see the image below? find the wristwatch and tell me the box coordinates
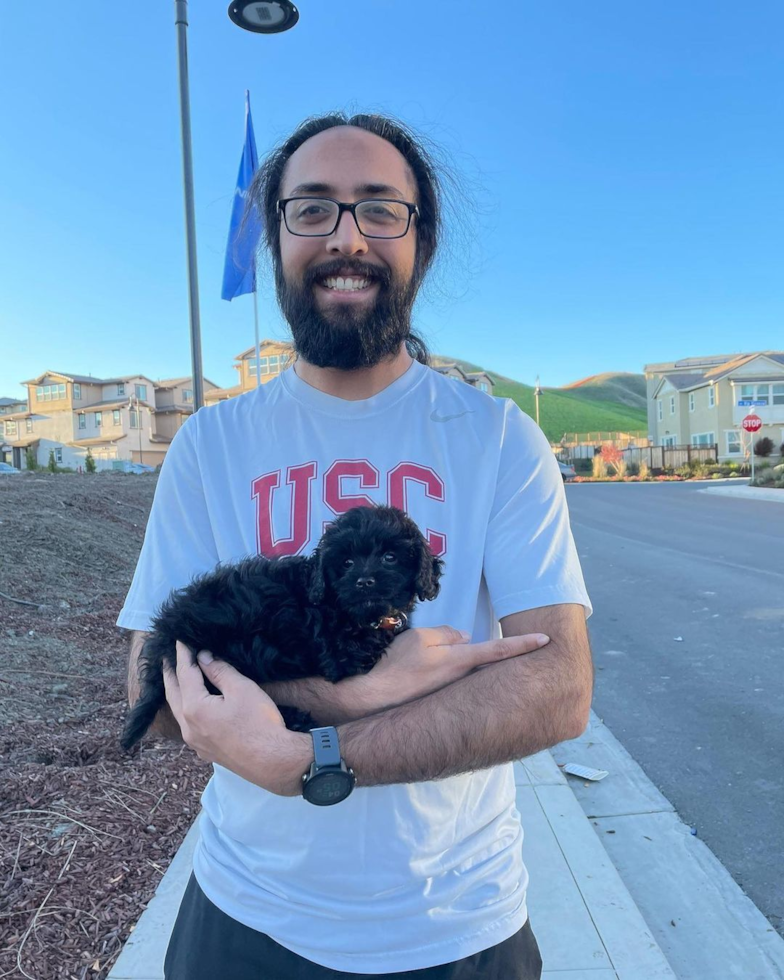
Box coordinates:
[302,727,355,806]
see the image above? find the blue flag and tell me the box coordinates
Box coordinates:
[221,91,262,301]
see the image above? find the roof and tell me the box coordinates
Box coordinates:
[21,371,117,386]
[0,436,40,448]
[153,406,194,415]
[659,372,708,392]
[75,399,135,411]
[234,341,293,360]
[0,397,26,407]
[645,351,784,377]
[205,384,244,398]
[69,435,128,447]
[432,364,469,379]
[154,377,220,389]
[1,411,33,420]
[465,372,495,386]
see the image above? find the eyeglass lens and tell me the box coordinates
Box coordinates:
[284,199,410,237]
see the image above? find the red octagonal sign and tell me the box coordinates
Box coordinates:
[742,414,763,432]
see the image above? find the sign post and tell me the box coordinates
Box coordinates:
[741,414,763,483]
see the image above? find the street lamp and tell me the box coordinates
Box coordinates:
[228,0,299,33]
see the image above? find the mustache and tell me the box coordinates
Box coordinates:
[304,261,391,288]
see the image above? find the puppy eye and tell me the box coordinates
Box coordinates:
[382,553,397,564]
[343,558,355,568]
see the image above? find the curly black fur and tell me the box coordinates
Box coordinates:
[121,506,443,750]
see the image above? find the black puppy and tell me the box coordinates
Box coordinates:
[121,505,443,750]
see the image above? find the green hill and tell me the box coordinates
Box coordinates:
[432,357,648,444]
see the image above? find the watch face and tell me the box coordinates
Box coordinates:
[305,769,353,805]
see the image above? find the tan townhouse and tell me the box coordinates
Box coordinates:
[0,371,218,471]
[205,340,295,404]
[644,351,784,461]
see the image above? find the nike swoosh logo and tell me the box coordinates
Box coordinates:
[430,410,475,423]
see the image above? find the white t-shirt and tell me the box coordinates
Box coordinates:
[117,359,592,974]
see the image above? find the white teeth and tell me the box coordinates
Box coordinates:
[323,276,371,291]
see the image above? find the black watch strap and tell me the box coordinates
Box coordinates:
[311,726,341,768]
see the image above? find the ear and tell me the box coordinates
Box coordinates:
[416,549,444,602]
[307,548,326,604]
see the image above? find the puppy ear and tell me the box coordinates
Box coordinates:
[416,549,444,602]
[307,548,326,604]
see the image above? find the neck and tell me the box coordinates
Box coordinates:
[293,344,414,401]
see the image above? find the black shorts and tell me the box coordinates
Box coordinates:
[164,874,543,980]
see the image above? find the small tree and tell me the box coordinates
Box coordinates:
[85,449,96,474]
[47,450,57,473]
[754,437,775,457]
[24,447,37,471]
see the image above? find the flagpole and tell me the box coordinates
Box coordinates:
[252,288,261,387]
[174,0,205,411]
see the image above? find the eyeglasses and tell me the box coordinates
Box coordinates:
[277,197,419,239]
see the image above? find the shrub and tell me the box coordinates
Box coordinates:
[752,469,777,487]
[592,455,608,479]
[24,447,38,471]
[627,461,640,477]
[754,437,775,457]
[47,450,57,473]
[85,449,96,474]
[639,460,650,481]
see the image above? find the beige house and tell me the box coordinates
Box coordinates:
[644,351,784,461]
[205,340,295,405]
[431,364,496,394]
[0,371,218,471]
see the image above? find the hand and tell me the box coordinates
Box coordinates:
[162,641,311,797]
[354,626,550,715]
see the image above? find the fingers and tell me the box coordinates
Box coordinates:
[467,632,550,668]
[418,625,472,647]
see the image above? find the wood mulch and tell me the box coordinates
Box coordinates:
[0,472,210,980]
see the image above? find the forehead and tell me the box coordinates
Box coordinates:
[281,126,416,201]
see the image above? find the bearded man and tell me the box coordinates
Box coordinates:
[120,112,593,980]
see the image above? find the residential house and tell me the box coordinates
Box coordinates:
[205,340,294,405]
[644,351,784,460]
[1,371,218,471]
[431,364,496,393]
[0,396,27,417]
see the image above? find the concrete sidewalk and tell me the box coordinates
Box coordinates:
[108,714,784,979]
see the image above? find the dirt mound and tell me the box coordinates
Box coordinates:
[0,472,209,980]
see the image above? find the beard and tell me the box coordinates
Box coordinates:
[275,258,418,371]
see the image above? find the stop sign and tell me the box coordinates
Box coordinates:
[742,414,763,432]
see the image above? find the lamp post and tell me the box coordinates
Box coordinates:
[534,375,542,427]
[174,0,205,412]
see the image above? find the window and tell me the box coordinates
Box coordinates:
[130,409,140,428]
[280,354,290,367]
[269,355,280,372]
[689,393,695,412]
[691,432,714,446]
[773,384,784,406]
[661,435,677,447]
[670,396,675,415]
[112,409,121,425]
[709,386,715,408]
[73,383,81,400]
[117,383,125,396]
[478,382,489,393]
[756,384,770,406]
[5,420,17,437]
[26,418,33,433]
[657,400,663,421]
[94,412,102,428]
[183,389,193,403]
[55,449,63,464]
[259,357,269,376]
[135,384,147,401]
[36,383,66,401]
[78,414,86,430]
[726,431,742,455]
[739,382,772,404]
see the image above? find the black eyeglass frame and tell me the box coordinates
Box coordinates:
[277,197,420,239]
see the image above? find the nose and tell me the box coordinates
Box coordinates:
[356,576,376,589]
[327,209,369,257]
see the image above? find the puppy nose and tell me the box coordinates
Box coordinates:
[356,576,376,589]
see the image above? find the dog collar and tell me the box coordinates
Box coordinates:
[370,612,408,633]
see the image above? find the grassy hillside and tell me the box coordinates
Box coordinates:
[561,372,647,410]
[432,356,648,444]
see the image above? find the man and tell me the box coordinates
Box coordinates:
[118,112,593,980]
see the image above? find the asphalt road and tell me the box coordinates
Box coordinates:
[564,480,784,936]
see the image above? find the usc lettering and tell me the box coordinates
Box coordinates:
[252,460,446,557]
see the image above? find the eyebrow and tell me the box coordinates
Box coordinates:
[287,182,409,199]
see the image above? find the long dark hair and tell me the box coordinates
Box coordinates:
[246,112,445,365]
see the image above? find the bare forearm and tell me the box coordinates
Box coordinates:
[127,630,184,741]
[263,676,371,726]
[337,641,592,787]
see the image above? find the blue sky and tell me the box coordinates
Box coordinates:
[2,1,783,399]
